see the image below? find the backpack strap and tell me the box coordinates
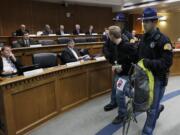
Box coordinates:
[138,59,155,107]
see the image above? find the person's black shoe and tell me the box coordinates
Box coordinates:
[157,105,165,119]
[104,103,117,111]
[112,115,125,125]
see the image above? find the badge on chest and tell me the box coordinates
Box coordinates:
[150,42,155,48]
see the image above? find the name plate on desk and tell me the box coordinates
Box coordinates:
[66,61,81,67]
[95,56,106,61]
[92,33,98,35]
[78,33,86,36]
[30,44,42,48]
[37,31,43,36]
[48,34,57,36]
[23,69,44,77]
[29,34,37,37]
[63,34,71,36]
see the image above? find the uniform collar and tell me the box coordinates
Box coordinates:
[144,28,160,40]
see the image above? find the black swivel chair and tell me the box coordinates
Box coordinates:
[32,53,58,68]
[38,40,56,45]
[57,38,70,44]
[86,37,97,42]
[0,43,4,48]
[74,38,87,43]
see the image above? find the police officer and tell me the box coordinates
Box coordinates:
[113,13,133,42]
[138,8,173,135]
[103,13,133,111]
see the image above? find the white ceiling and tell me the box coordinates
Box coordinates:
[121,0,180,13]
[33,0,180,13]
[33,0,123,7]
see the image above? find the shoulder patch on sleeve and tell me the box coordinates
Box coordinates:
[164,43,172,51]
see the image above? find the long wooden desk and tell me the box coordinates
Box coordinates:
[0,49,180,135]
[170,49,180,76]
[11,44,180,75]
[0,35,103,46]
[12,42,104,66]
[0,60,112,135]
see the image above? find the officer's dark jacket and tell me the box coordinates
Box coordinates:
[138,28,173,85]
[122,29,133,42]
[103,35,130,64]
[103,38,137,76]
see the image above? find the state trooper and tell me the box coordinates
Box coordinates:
[137,7,173,135]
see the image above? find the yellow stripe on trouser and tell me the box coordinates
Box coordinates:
[137,59,155,107]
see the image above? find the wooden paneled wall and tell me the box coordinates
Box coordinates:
[0,0,113,36]
[129,14,143,34]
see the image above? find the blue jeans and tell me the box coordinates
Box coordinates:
[110,73,119,105]
[115,75,131,117]
[142,78,166,135]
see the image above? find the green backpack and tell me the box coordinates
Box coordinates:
[123,59,155,135]
[133,59,155,112]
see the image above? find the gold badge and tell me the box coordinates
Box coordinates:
[164,43,172,51]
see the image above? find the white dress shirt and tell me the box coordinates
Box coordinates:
[24,39,30,46]
[60,31,65,35]
[2,56,17,73]
[68,47,79,60]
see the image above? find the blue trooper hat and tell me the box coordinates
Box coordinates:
[138,7,162,21]
[113,13,127,22]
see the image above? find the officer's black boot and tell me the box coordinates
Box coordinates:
[157,105,165,119]
[104,103,117,111]
[112,115,125,124]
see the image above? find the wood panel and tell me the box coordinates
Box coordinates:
[89,66,112,98]
[0,0,113,36]
[58,70,88,111]
[13,80,57,133]
[131,14,143,34]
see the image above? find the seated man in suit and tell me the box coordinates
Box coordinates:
[86,25,95,35]
[56,25,66,35]
[42,24,53,35]
[61,39,81,64]
[0,46,21,77]
[15,24,29,36]
[102,28,109,41]
[61,40,91,64]
[14,33,38,48]
[73,24,83,35]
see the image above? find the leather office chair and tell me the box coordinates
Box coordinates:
[57,38,70,44]
[86,37,97,42]
[32,53,58,68]
[38,40,56,45]
[0,42,4,48]
[74,38,87,43]
[12,40,21,48]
